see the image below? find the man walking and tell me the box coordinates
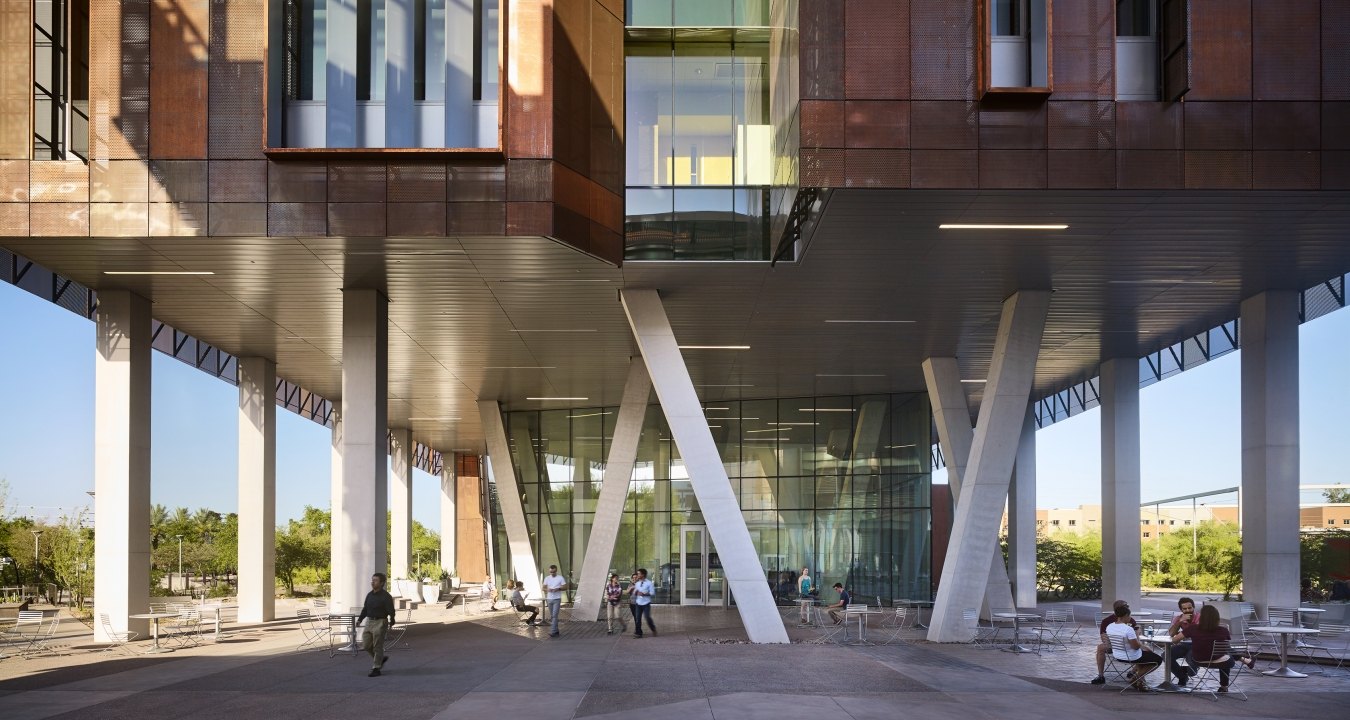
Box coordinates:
[358,572,396,677]
[630,568,657,638]
[543,565,568,637]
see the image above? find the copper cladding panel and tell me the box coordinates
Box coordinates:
[0,202,28,235]
[844,148,908,188]
[31,202,89,235]
[1117,149,1182,188]
[1183,102,1253,150]
[507,0,553,158]
[1253,151,1320,190]
[846,101,910,148]
[1187,0,1252,100]
[800,148,844,187]
[800,0,844,100]
[910,101,978,148]
[1184,150,1252,189]
[1323,103,1350,150]
[552,0,590,174]
[507,158,553,201]
[588,0,623,196]
[1253,103,1320,150]
[1324,151,1350,189]
[0,0,31,159]
[327,163,387,203]
[844,0,909,100]
[387,202,448,236]
[267,201,327,235]
[448,163,506,202]
[266,161,327,202]
[208,0,265,159]
[150,0,209,158]
[978,104,1048,149]
[800,101,845,148]
[90,0,151,160]
[0,158,27,201]
[979,149,1047,188]
[909,0,977,100]
[910,149,977,188]
[1115,102,1183,150]
[1047,102,1115,150]
[1048,149,1115,188]
[1252,0,1319,101]
[1325,2,1350,100]
[1050,0,1113,100]
[388,163,449,202]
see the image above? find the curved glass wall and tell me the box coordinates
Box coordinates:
[492,393,932,606]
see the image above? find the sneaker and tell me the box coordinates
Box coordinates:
[1176,676,1187,687]
[1217,686,1228,694]
[606,630,613,635]
[549,632,560,637]
[380,654,389,669]
[650,628,657,636]
[368,669,381,677]
[633,633,643,638]
[1089,676,1106,685]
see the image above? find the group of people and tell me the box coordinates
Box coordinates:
[1092,597,1256,693]
[509,566,659,639]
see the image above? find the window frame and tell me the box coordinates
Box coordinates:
[979,0,1053,97]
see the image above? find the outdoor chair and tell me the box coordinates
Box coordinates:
[384,606,414,649]
[1188,639,1251,701]
[1267,606,1297,626]
[328,614,358,657]
[1034,608,1075,650]
[962,608,998,646]
[98,613,139,656]
[168,608,202,648]
[8,611,45,656]
[296,608,329,651]
[1106,634,1159,694]
[989,607,1018,644]
[21,616,63,658]
[1294,622,1347,673]
[878,606,916,645]
[808,607,847,644]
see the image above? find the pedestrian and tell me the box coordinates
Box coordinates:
[543,564,568,637]
[357,572,396,677]
[630,568,657,638]
[797,567,814,623]
[605,573,628,634]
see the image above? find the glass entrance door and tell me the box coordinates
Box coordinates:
[679,525,725,605]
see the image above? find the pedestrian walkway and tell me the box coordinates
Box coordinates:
[2,602,1346,720]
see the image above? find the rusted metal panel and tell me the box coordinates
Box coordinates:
[0,201,28,235]
[148,201,206,234]
[910,101,977,148]
[327,201,386,235]
[91,160,150,202]
[1323,150,1350,188]
[0,158,28,201]
[387,162,449,202]
[327,162,387,202]
[208,0,266,158]
[0,0,31,158]
[1252,0,1319,101]
[266,201,327,235]
[1325,1,1350,100]
[206,201,265,234]
[800,148,844,187]
[1050,0,1113,100]
[1183,102,1252,149]
[208,159,267,201]
[448,163,507,201]
[446,201,505,234]
[1048,149,1115,188]
[90,0,151,160]
[90,201,150,235]
[1187,0,1251,100]
[1047,101,1114,150]
[506,0,553,158]
[149,159,208,201]
[506,158,553,201]
[800,101,845,148]
[846,100,909,148]
[588,0,623,196]
[150,0,209,158]
[31,202,89,235]
[506,200,552,235]
[30,160,89,201]
[978,104,1048,149]
[1117,149,1182,188]
[1253,150,1319,189]
[386,202,448,236]
[800,0,844,100]
[552,0,590,174]
[910,149,977,188]
[845,0,908,99]
[844,148,908,188]
[909,0,977,100]
[1322,103,1350,149]
[1254,102,1320,150]
[979,149,1047,188]
[1115,102,1183,150]
[1184,150,1252,189]
[266,161,327,202]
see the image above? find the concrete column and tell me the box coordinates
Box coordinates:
[478,401,542,598]
[928,291,1049,643]
[922,357,1015,616]
[333,289,388,611]
[385,0,415,146]
[390,427,413,583]
[445,0,475,146]
[1009,404,1037,609]
[1240,291,1301,614]
[330,403,344,600]
[92,291,152,642]
[1100,357,1141,612]
[572,358,651,622]
[440,459,456,577]
[327,0,359,146]
[621,288,789,643]
[237,357,277,623]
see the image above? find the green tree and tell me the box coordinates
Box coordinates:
[275,506,331,595]
[1323,487,1350,504]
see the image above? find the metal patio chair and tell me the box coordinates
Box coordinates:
[98,613,139,656]
[296,608,329,651]
[1294,622,1347,673]
[962,608,998,646]
[328,614,358,657]
[808,607,847,644]
[1188,639,1252,701]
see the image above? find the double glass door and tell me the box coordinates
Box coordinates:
[679,525,725,606]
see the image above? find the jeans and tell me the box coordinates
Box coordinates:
[631,603,655,635]
[547,598,561,634]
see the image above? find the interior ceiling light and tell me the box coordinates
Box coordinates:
[103,270,214,275]
[938,223,1069,230]
[567,411,612,419]
[961,379,987,384]
[483,366,556,369]
[815,373,885,377]
[526,397,589,401]
[696,383,754,387]
[746,428,789,433]
[512,329,597,333]
[798,408,855,412]
[703,407,731,411]
[343,250,465,256]
[679,345,750,350]
[769,422,818,426]
[1107,279,1220,285]
[407,417,460,421]
[824,319,915,324]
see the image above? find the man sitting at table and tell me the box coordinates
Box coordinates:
[1166,597,1199,685]
[1090,600,1136,684]
[1106,605,1163,692]
[826,583,851,624]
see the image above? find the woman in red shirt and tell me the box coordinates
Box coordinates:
[1175,605,1256,691]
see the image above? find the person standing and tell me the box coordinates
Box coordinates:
[604,573,627,635]
[357,572,396,677]
[543,565,568,637]
[797,567,814,623]
[630,568,657,638]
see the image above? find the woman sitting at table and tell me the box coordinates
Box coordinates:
[1174,605,1256,693]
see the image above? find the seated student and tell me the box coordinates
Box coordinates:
[1177,605,1256,693]
[825,583,851,625]
[1166,597,1199,685]
[1106,605,1163,692]
[510,581,539,625]
[1090,600,1137,684]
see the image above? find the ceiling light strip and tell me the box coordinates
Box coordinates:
[938,224,1069,230]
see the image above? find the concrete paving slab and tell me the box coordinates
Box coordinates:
[578,697,715,720]
[429,690,586,720]
[831,692,1000,720]
[575,691,712,718]
[708,691,844,720]
[0,690,135,720]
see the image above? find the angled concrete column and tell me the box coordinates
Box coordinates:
[1100,357,1141,611]
[333,289,389,611]
[327,0,358,146]
[93,290,152,642]
[237,357,277,623]
[922,358,1014,616]
[572,358,651,622]
[384,0,415,147]
[1009,405,1038,609]
[1240,291,1300,614]
[390,427,413,583]
[479,401,542,598]
[621,288,789,643]
[928,291,1049,642]
[440,459,456,576]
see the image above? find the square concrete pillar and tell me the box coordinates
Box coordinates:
[1240,291,1301,613]
[440,461,456,578]
[237,357,277,623]
[93,290,152,642]
[1009,404,1037,609]
[390,427,413,583]
[1100,357,1141,611]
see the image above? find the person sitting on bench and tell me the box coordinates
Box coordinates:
[511,581,539,625]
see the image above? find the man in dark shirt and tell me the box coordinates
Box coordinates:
[826,583,852,624]
[358,572,396,677]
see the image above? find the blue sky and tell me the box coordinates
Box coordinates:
[2,280,1347,528]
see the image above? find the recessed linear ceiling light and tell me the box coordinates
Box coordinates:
[408,417,460,421]
[798,408,855,412]
[496,278,616,283]
[746,428,790,433]
[103,270,214,275]
[343,250,466,256]
[703,407,731,411]
[938,223,1069,230]
[526,397,589,401]
[769,422,819,426]
[1106,279,1220,285]
[679,345,751,350]
[512,329,598,333]
[815,373,885,378]
[961,379,987,384]
[483,366,557,370]
[697,383,754,387]
[887,444,917,449]
[567,411,612,419]
[824,319,915,324]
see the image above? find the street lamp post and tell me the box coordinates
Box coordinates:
[30,530,43,583]
[175,535,184,594]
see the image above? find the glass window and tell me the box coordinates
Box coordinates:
[992,0,1025,37]
[1116,0,1155,37]
[1144,532,1151,538]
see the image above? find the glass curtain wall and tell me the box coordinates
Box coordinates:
[492,393,932,605]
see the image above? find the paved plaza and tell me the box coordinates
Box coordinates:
[3,599,1348,720]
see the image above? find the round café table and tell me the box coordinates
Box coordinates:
[1249,626,1319,678]
[128,611,182,654]
[1142,634,1188,692]
[993,611,1041,653]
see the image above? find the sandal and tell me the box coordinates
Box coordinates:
[1241,657,1256,670]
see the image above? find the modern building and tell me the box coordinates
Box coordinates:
[1,0,1348,643]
